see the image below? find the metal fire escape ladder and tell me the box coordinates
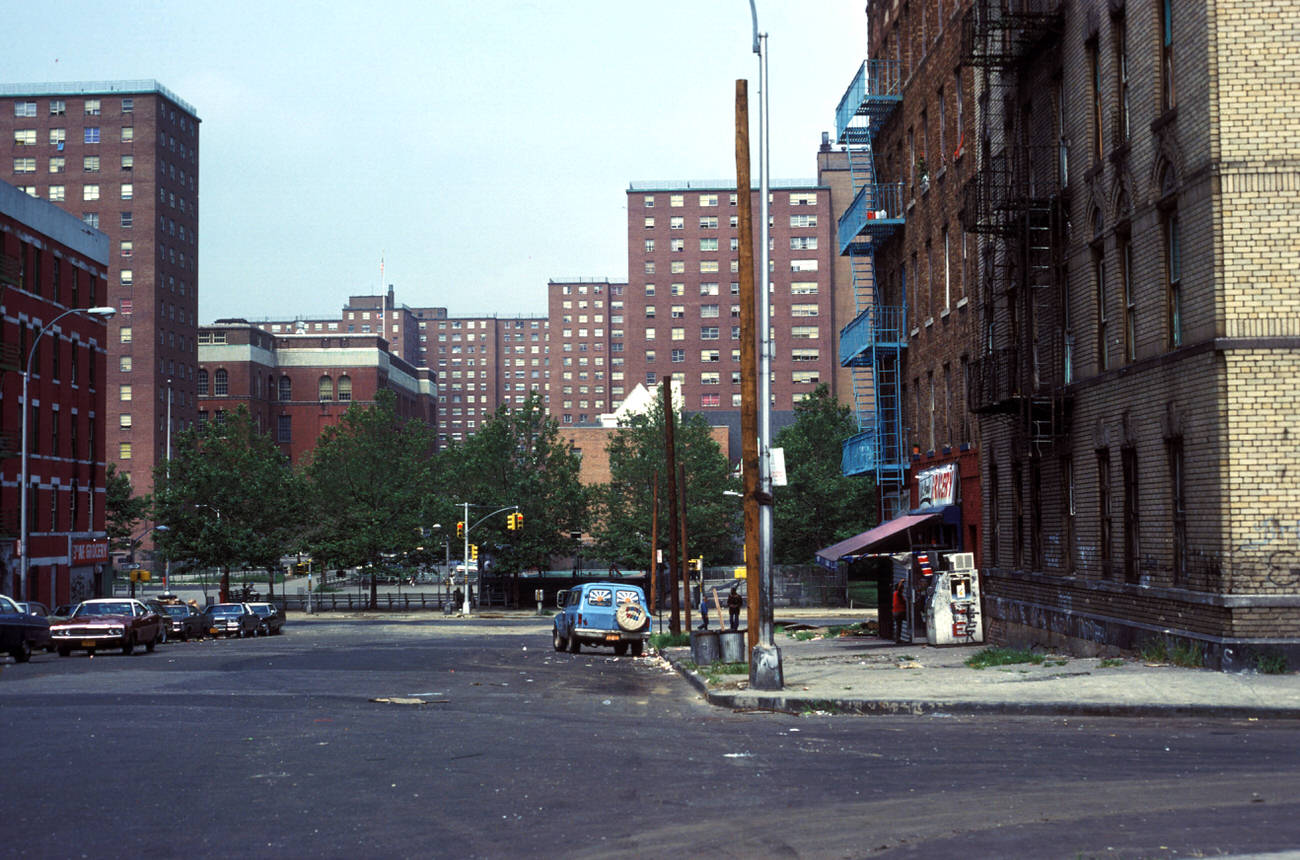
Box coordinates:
[834,59,908,513]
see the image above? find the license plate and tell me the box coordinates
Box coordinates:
[604,633,620,642]
[209,627,219,634]
[81,640,97,647]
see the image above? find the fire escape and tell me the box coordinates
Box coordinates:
[961,0,1070,457]
[834,59,909,514]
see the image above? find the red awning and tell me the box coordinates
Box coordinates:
[815,513,938,567]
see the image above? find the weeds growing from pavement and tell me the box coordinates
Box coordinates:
[1256,653,1289,674]
[650,632,690,649]
[1098,657,1126,668]
[1139,637,1204,668]
[964,647,1047,669]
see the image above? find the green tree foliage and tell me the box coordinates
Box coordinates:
[441,392,587,574]
[772,385,875,564]
[303,391,436,586]
[152,407,303,586]
[593,399,739,570]
[105,463,150,556]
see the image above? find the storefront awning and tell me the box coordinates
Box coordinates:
[814,512,939,569]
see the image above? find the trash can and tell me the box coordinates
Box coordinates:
[689,629,720,665]
[718,630,746,664]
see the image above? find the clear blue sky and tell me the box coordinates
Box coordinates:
[9,1,869,322]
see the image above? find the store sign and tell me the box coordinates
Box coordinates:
[917,463,957,508]
[71,540,109,564]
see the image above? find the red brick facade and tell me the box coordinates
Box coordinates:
[1,180,112,603]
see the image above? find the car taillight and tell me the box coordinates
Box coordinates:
[578,613,585,626]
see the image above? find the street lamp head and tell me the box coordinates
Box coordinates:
[85,306,117,318]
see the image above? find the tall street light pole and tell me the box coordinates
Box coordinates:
[18,306,116,601]
[749,0,783,689]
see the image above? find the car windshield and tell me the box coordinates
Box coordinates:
[163,606,188,617]
[249,605,273,616]
[208,605,242,615]
[76,602,133,616]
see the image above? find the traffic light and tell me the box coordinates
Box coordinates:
[470,543,479,561]
[515,512,523,531]
[456,521,465,539]
[506,513,515,531]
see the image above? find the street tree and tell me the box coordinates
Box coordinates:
[105,463,150,558]
[593,399,739,572]
[152,407,303,600]
[441,392,587,600]
[303,390,437,607]
[772,384,876,564]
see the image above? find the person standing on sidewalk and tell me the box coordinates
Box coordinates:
[698,587,710,630]
[727,586,742,631]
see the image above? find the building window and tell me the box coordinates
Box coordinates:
[13,101,36,117]
[671,349,685,362]
[13,157,35,173]
[1168,436,1186,584]
[1122,445,1139,582]
[700,326,719,340]
[1159,0,1175,112]
[83,185,100,201]
[84,98,101,115]
[1089,38,1103,162]
[120,384,132,402]
[1120,234,1136,362]
[277,414,292,444]
[84,127,100,144]
[1164,208,1182,348]
[1115,13,1130,144]
[1098,449,1113,579]
[119,326,132,343]
[790,304,818,317]
[12,129,36,146]
[197,368,209,395]
[84,155,100,172]
[279,376,292,401]
[214,368,229,396]
[318,376,334,400]
[119,442,132,460]
[700,393,720,407]
[670,216,684,229]
[791,325,819,339]
[1094,245,1109,371]
[338,375,352,401]
[120,183,133,200]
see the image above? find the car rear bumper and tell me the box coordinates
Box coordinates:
[573,627,649,642]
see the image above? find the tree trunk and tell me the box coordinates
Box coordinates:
[369,572,378,610]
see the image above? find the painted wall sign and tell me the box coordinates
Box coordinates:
[916,463,957,508]
[71,539,109,564]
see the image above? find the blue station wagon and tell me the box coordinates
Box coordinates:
[552,582,650,657]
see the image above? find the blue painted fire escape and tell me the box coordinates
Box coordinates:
[835,59,908,511]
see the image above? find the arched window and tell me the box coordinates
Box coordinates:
[318,375,333,401]
[197,368,208,396]
[214,368,228,396]
[338,375,352,402]
[278,375,292,401]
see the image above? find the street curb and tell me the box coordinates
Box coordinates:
[660,654,1300,720]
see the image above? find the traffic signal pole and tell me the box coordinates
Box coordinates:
[459,502,520,615]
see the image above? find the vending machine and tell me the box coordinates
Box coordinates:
[925,552,984,646]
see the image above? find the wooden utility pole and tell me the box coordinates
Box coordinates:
[661,377,682,634]
[735,79,762,653]
[649,472,659,615]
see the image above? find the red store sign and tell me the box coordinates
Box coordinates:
[71,540,109,565]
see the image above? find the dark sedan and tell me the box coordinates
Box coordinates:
[1,594,51,662]
[247,602,286,636]
[202,603,259,638]
[156,602,206,641]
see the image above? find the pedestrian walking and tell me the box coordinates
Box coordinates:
[727,586,742,631]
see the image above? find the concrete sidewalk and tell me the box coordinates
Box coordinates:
[663,608,1300,719]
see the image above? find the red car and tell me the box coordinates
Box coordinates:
[50,598,166,656]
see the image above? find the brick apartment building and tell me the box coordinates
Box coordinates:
[1,180,113,603]
[257,290,548,447]
[196,320,436,465]
[839,0,1300,667]
[0,80,201,498]
[622,180,839,452]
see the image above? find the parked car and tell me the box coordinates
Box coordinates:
[247,602,285,636]
[156,602,206,641]
[552,582,650,656]
[50,604,79,622]
[0,594,51,662]
[202,603,259,638]
[17,602,56,652]
[49,598,165,656]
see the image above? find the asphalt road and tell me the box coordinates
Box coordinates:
[3,616,1299,859]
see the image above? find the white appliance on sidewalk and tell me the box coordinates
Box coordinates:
[926,552,984,645]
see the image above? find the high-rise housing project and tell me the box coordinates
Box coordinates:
[0,81,200,498]
[833,0,1300,667]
